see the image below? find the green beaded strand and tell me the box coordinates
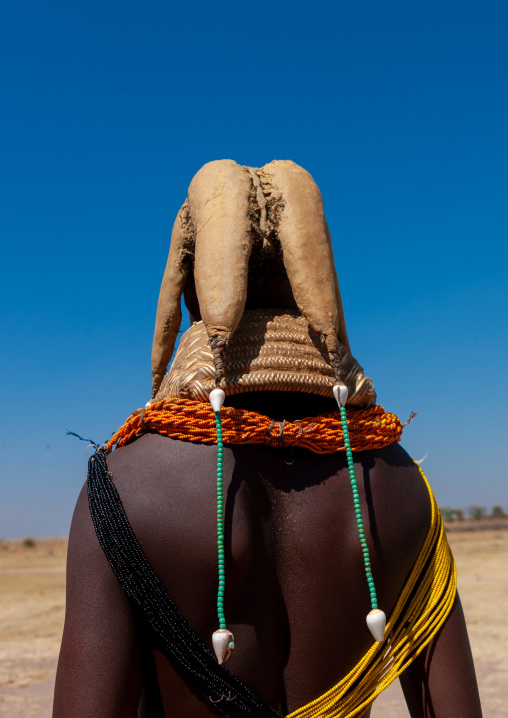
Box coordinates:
[339,405,378,611]
[213,408,235,650]
[214,410,227,630]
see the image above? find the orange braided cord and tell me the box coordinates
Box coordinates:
[106,399,402,454]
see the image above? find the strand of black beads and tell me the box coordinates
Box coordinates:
[87,449,283,717]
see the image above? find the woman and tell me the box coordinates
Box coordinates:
[54,160,482,717]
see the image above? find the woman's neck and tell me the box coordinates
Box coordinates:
[226,391,337,422]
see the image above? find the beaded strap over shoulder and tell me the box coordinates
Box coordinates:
[87,449,284,718]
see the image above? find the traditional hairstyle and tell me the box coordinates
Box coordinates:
[150,159,375,407]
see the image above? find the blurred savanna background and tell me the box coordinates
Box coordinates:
[1,0,507,715]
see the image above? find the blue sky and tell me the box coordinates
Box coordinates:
[1,0,507,537]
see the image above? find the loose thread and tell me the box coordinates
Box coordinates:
[66,429,100,448]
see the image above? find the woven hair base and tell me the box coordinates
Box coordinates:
[153,309,376,408]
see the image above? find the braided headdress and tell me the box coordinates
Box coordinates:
[150,159,375,407]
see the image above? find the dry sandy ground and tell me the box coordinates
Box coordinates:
[0,539,66,717]
[0,528,506,717]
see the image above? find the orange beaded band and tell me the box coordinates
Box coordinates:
[106,398,403,454]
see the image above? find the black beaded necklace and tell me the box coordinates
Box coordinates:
[87,448,284,717]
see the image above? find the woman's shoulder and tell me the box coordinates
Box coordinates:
[363,442,432,539]
[359,443,433,601]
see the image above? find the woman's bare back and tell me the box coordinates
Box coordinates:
[56,425,440,717]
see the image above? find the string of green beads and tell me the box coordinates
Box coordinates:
[214,410,227,630]
[339,405,378,611]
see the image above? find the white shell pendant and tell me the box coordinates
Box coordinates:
[209,388,226,412]
[366,609,386,642]
[212,628,235,664]
[332,383,348,408]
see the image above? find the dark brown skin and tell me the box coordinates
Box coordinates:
[53,392,482,718]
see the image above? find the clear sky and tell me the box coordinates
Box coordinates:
[1,0,507,537]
